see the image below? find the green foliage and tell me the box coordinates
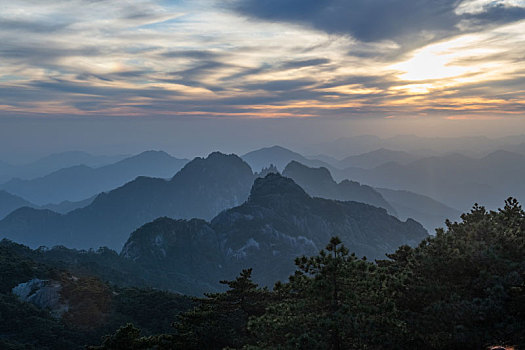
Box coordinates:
[166,199,524,349]
[0,240,52,293]
[3,198,525,349]
[381,197,525,349]
[111,287,193,335]
[172,268,271,349]
[0,293,82,349]
[86,323,169,350]
[0,242,193,349]
[248,237,404,350]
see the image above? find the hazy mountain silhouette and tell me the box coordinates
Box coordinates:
[0,191,97,221]
[334,150,525,210]
[0,151,127,182]
[311,134,525,159]
[0,151,188,204]
[376,187,461,232]
[0,191,33,220]
[40,196,97,214]
[121,173,428,293]
[282,161,396,215]
[305,154,341,167]
[0,152,254,249]
[242,145,332,172]
[280,160,460,232]
[336,148,420,169]
[505,141,525,155]
[0,160,15,183]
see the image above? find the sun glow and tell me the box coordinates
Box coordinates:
[389,35,498,82]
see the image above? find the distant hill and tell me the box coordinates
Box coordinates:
[0,191,33,220]
[0,160,15,183]
[0,151,127,182]
[0,152,255,249]
[281,160,460,232]
[376,187,461,233]
[505,141,525,155]
[242,145,332,172]
[0,191,95,222]
[40,196,97,214]
[310,134,520,159]
[0,151,188,204]
[336,148,420,169]
[305,154,341,167]
[121,173,428,292]
[282,161,397,215]
[333,150,525,211]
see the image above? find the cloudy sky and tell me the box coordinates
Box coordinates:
[1,0,525,158]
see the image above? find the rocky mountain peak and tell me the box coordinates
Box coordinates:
[172,151,253,182]
[248,173,309,204]
[283,161,334,185]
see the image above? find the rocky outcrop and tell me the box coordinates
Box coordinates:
[12,278,67,316]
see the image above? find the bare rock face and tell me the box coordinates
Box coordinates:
[12,278,67,316]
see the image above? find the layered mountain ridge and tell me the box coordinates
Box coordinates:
[0,152,255,249]
[121,173,428,293]
[282,160,396,215]
[1,150,188,204]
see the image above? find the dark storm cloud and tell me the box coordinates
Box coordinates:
[233,0,525,47]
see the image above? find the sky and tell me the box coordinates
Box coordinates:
[1,0,525,158]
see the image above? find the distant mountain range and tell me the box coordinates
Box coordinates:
[40,196,97,214]
[242,145,332,172]
[281,160,459,232]
[0,148,467,246]
[0,190,96,220]
[0,152,254,249]
[282,161,397,215]
[376,188,461,232]
[0,170,428,295]
[0,151,188,204]
[0,151,128,183]
[121,173,428,293]
[307,134,525,159]
[334,150,525,211]
[240,144,525,212]
[0,191,33,220]
[335,148,421,169]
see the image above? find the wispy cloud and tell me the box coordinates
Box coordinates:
[0,0,523,120]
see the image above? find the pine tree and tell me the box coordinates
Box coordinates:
[248,237,404,349]
[172,269,270,349]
